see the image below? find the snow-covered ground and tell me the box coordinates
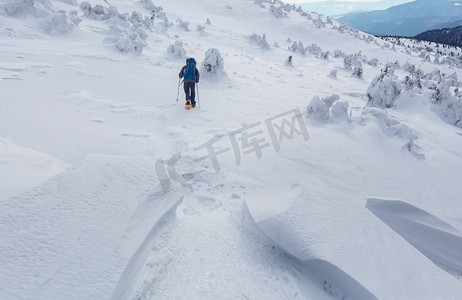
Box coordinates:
[1,0,462,299]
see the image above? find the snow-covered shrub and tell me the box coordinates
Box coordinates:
[162,17,173,28]
[139,0,165,18]
[270,5,288,18]
[68,10,81,25]
[319,51,329,60]
[44,10,79,33]
[431,88,462,128]
[55,0,77,5]
[343,55,353,71]
[403,61,415,73]
[344,54,362,71]
[306,43,322,57]
[196,24,206,35]
[254,0,265,8]
[201,48,227,79]
[2,0,80,34]
[425,69,441,81]
[128,11,153,29]
[115,32,146,54]
[445,72,459,87]
[321,94,339,108]
[430,80,452,104]
[331,101,351,123]
[402,75,422,91]
[289,41,305,55]
[313,17,325,28]
[368,58,379,67]
[352,67,363,79]
[333,50,344,58]
[2,0,51,17]
[80,2,110,20]
[366,67,402,108]
[135,27,147,40]
[176,18,190,31]
[167,40,186,59]
[344,59,353,72]
[307,96,330,122]
[83,4,151,54]
[328,69,337,79]
[139,1,167,24]
[248,33,270,50]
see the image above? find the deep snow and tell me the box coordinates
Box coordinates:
[1,0,462,299]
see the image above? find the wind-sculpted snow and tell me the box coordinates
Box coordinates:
[0,154,183,299]
[0,138,69,201]
[244,185,462,299]
[241,97,462,298]
[367,198,462,279]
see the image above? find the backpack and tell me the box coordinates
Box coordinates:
[183,58,197,81]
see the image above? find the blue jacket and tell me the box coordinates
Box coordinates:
[179,66,200,83]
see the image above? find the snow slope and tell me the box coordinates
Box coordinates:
[1,0,462,299]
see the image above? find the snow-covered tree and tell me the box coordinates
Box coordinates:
[333,50,344,58]
[196,25,206,35]
[366,67,402,108]
[80,2,110,20]
[321,94,340,108]
[167,40,186,59]
[176,18,190,31]
[352,67,363,79]
[248,33,270,50]
[307,96,330,122]
[331,101,351,123]
[328,69,337,79]
[289,41,305,55]
[44,11,80,34]
[368,58,379,67]
[201,48,227,80]
[344,55,361,71]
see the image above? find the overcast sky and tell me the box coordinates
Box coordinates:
[285,0,415,16]
[286,0,411,3]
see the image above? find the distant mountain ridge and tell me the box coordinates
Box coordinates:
[415,26,462,47]
[298,0,412,17]
[338,0,462,37]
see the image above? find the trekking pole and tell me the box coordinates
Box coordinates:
[176,78,181,102]
[197,83,200,108]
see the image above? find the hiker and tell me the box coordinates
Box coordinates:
[179,58,200,107]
